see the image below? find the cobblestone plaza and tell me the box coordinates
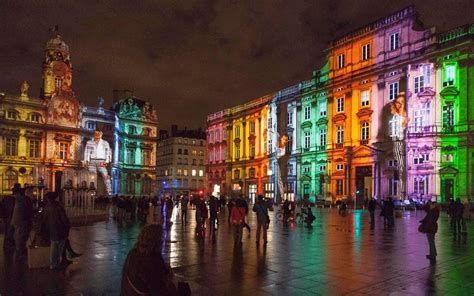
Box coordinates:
[1,208,473,295]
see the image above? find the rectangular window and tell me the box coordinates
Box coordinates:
[234,170,240,179]
[304,105,311,120]
[5,137,18,156]
[6,110,17,120]
[361,122,369,141]
[142,150,151,166]
[192,169,197,176]
[209,132,214,143]
[28,139,41,158]
[250,143,255,157]
[442,103,454,130]
[215,131,220,142]
[209,151,213,163]
[336,126,344,144]
[389,32,400,51]
[199,169,204,177]
[222,129,226,140]
[336,97,344,113]
[361,90,370,107]
[59,142,69,160]
[249,168,256,178]
[30,113,40,122]
[444,65,455,86]
[235,145,240,159]
[287,164,293,176]
[361,43,371,61]
[414,176,427,195]
[414,76,424,94]
[250,121,256,134]
[389,178,398,196]
[414,153,429,165]
[303,166,310,174]
[320,129,327,147]
[389,82,399,101]
[268,138,273,154]
[268,116,272,129]
[215,149,220,161]
[177,169,182,176]
[319,103,327,117]
[319,165,326,172]
[235,126,240,138]
[388,159,398,167]
[336,180,343,195]
[389,115,401,137]
[442,154,454,162]
[287,111,293,125]
[336,164,344,171]
[337,53,345,69]
[304,131,311,149]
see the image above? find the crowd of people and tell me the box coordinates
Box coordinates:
[0,183,81,270]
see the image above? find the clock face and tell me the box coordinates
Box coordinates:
[52,61,67,77]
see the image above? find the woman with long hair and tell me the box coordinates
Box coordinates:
[121,224,178,295]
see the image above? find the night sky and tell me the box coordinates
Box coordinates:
[0,0,472,129]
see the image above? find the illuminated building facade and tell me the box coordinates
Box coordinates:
[156,125,206,196]
[0,35,158,197]
[206,7,473,203]
[206,110,229,196]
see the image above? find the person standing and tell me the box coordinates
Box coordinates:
[237,195,251,233]
[230,200,246,246]
[165,197,174,226]
[180,195,189,224]
[227,197,234,224]
[1,187,16,252]
[282,199,290,224]
[43,192,70,270]
[368,197,377,229]
[253,195,270,244]
[385,197,395,229]
[452,199,464,239]
[419,201,440,261]
[209,196,219,231]
[10,184,33,260]
[461,198,470,238]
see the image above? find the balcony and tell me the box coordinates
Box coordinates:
[360,139,369,145]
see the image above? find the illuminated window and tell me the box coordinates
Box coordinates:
[303,166,310,174]
[86,121,96,130]
[215,130,220,141]
[268,138,273,154]
[192,169,197,176]
[199,169,203,177]
[336,97,344,112]
[234,170,240,179]
[389,178,398,196]
[128,125,137,135]
[287,111,293,125]
[183,169,188,176]
[361,90,370,107]
[55,78,62,89]
[304,105,311,120]
[126,148,134,164]
[414,102,430,131]
[142,150,151,166]
[59,142,69,160]
[444,65,455,86]
[361,43,370,60]
[3,169,18,191]
[414,176,428,195]
[5,137,18,156]
[28,139,41,158]
[389,82,399,101]
[442,154,454,162]
[443,103,455,131]
[337,53,345,69]
[235,145,240,159]
[235,126,240,138]
[209,151,213,163]
[177,169,182,176]
[249,168,256,178]
[209,132,214,143]
[250,143,255,157]
[389,32,400,51]
[389,115,402,137]
[319,103,327,117]
[222,129,226,139]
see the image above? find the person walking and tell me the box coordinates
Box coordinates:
[253,195,270,244]
[230,200,246,246]
[419,201,440,261]
[227,198,234,224]
[43,192,70,270]
[209,196,219,231]
[237,195,251,233]
[180,195,189,225]
[121,224,179,295]
[10,184,34,260]
[368,197,377,229]
[165,197,174,226]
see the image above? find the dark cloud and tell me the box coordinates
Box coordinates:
[0,0,472,128]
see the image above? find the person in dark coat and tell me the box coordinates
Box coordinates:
[419,201,440,261]
[180,195,189,225]
[368,197,377,229]
[121,224,178,296]
[253,195,270,244]
[385,197,395,229]
[1,190,16,252]
[43,192,70,269]
[209,196,219,231]
[452,199,464,237]
[10,184,34,259]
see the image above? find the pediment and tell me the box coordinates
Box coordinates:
[301,121,313,129]
[417,87,436,97]
[439,166,459,175]
[300,174,312,181]
[332,113,347,123]
[352,144,381,158]
[316,118,328,126]
[356,108,373,119]
[439,86,459,98]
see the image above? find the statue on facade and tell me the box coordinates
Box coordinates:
[20,81,29,99]
[83,131,112,196]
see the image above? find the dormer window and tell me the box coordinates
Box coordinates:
[29,113,40,122]
[6,110,18,120]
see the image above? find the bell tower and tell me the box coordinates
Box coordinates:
[42,34,73,98]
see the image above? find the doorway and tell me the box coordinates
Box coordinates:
[442,179,454,202]
[355,166,372,205]
[54,171,63,193]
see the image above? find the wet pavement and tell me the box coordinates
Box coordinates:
[1,207,474,295]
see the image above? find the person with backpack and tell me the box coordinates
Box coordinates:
[253,195,270,244]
